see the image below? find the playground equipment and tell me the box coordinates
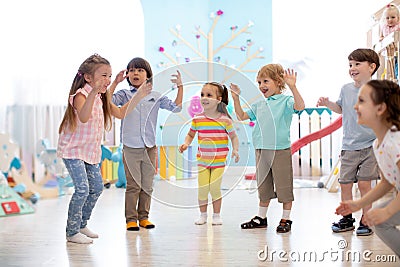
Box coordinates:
[158,146,193,180]
[0,133,35,217]
[110,145,127,188]
[100,144,127,188]
[291,115,342,192]
[291,116,342,154]
[244,112,343,192]
[11,165,59,199]
[100,145,114,188]
[325,158,341,193]
[36,139,73,195]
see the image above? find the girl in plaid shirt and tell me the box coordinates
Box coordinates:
[57,54,150,244]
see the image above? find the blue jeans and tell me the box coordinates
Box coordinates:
[63,159,103,237]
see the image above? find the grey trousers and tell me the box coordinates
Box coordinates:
[372,199,400,257]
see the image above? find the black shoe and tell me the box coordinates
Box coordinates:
[276,219,292,233]
[332,216,355,233]
[241,216,268,229]
[356,218,373,236]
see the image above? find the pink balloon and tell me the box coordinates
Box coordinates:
[187,96,203,118]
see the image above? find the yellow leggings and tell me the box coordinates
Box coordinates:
[197,166,225,201]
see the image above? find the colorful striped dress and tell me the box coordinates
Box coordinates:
[189,113,236,168]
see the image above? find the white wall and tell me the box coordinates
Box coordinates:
[272,0,389,106]
[0,0,145,176]
[0,0,144,108]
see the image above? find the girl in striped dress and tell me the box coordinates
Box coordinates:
[179,82,239,225]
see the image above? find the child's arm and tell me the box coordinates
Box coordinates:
[284,69,305,111]
[335,175,394,219]
[363,161,400,226]
[171,70,183,107]
[108,70,127,96]
[74,79,106,123]
[111,81,152,119]
[379,30,385,41]
[178,131,195,153]
[74,90,98,123]
[316,97,342,114]
[229,133,240,163]
[229,83,249,121]
[364,184,400,226]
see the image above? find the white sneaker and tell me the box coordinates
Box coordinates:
[195,216,207,225]
[67,232,93,244]
[80,227,99,238]
[212,216,223,225]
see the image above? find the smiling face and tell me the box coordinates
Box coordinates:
[87,64,112,94]
[200,84,221,112]
[354,84,381,128]
[256,74,281,98]
[127,67,148,88]
[348,60,375,86]
[384,8,400,27]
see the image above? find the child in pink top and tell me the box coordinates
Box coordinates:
[380,3,400,41]
[57,54,150,244]
[179,82,239,225]
[379,3,400,80]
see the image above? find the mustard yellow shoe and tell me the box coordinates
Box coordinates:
[126,221,139,231]
[139,219,155,229]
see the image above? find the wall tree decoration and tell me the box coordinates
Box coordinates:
[157,9,264,81]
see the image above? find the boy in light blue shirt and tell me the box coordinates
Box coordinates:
[231,63,305,233]
[112,57,183,231]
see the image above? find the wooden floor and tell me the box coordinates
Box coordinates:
[0,168,398,267]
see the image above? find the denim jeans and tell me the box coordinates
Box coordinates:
[63,159,103,237]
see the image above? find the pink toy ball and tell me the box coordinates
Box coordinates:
[249,121,255,127]
[187,96,204,118]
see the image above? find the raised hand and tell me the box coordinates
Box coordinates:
[284,68,297,89]
[136,79,152,98]
[93,78,108,94]
[114,69,127,84]
[171,70,182,87]
[229,83,241,98]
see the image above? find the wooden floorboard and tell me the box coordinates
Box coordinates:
[0,170,398,267]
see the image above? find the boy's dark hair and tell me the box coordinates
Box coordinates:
[348,48,380,76]
[126,57,153,86]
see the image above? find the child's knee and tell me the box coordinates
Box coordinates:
[198,187,209,200]
[92,182,103,195]
[210,188,221,200]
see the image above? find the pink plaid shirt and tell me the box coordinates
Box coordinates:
[57,84,104,164]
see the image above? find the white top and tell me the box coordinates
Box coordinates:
[373,128,400,191]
